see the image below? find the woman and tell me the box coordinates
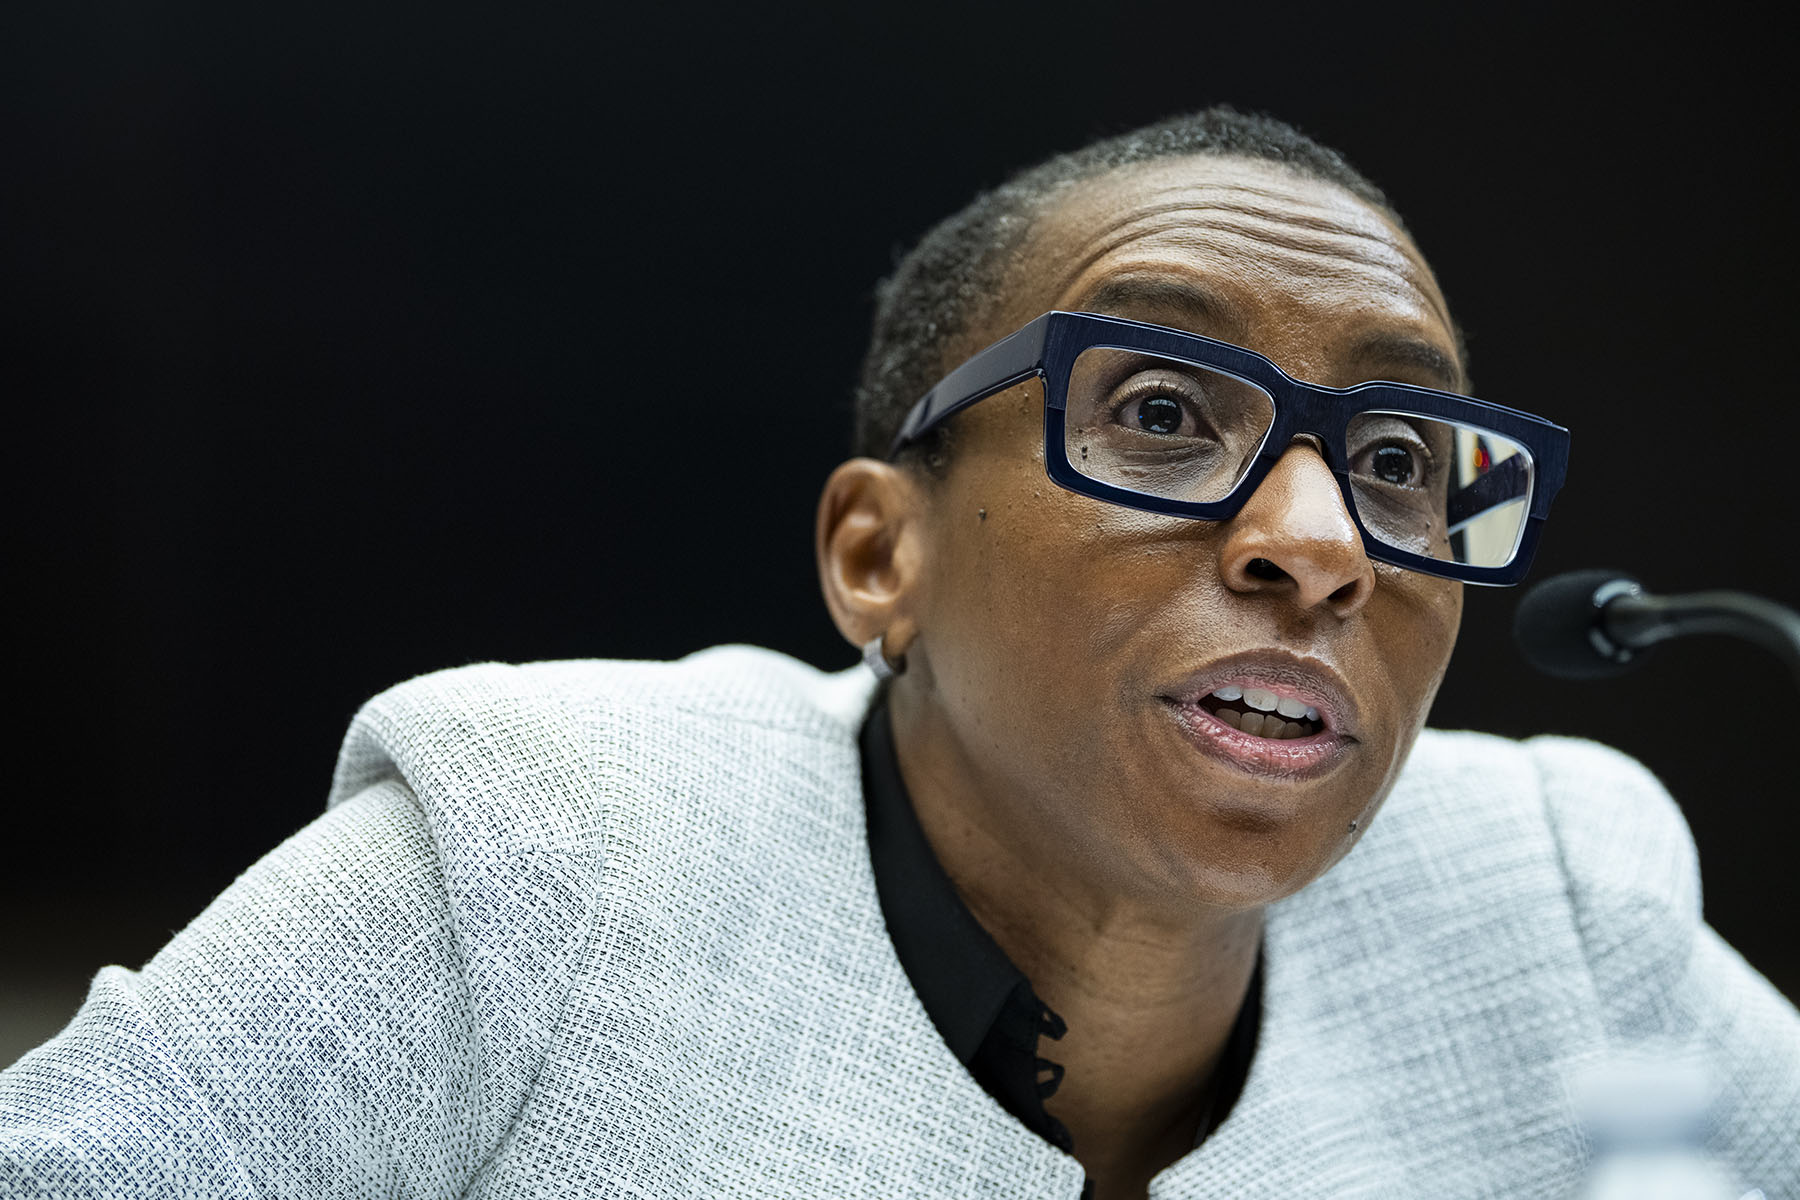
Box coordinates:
[3,109,1795,1200]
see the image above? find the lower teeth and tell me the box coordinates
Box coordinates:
[1212,707,1313,739]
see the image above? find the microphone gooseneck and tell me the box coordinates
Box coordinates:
[1514,570,1800,684]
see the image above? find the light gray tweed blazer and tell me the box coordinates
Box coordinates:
[2,646,1795,1199]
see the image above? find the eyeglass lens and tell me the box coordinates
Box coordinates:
[1063,347,1537,569]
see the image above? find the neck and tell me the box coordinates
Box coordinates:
[888,683,1263,1195]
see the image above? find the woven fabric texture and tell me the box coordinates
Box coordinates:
[2,645,1796,1199]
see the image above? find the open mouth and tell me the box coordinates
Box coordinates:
[1162,656,1354,779]
[1194,684,1324,741]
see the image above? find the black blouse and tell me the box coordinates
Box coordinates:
[859,692,1261,1166]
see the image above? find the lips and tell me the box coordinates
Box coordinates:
[1159,653,1359,779]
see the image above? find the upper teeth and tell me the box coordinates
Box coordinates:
[1213,684,1319,723]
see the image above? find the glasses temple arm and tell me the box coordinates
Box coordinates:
[887,314,1055,458]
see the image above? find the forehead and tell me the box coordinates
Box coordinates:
[991,156,1459,389]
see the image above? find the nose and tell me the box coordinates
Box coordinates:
[1219,441,1376,618]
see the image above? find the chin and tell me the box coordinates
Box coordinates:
[1121,768,1369,910]
[1145,850,1310,912]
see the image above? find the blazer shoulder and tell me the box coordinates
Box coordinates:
[1332,729,1708,1047]
[1523,734,1699,924]
[1394,729,1695,911]
[1523,735,1705,1041]
[1410,731,1703,1038]
[325,647,873,853]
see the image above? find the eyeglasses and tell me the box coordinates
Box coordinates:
[889,311,1570,586]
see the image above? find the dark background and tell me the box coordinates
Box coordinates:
[5,2,1797,1067]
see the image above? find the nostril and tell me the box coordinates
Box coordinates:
[1245,557,1285,582]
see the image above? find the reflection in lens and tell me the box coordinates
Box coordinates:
[1065,348,1275,504]
[1347,411,1533,568]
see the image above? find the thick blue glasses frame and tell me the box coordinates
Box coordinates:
[889,310,1571,586]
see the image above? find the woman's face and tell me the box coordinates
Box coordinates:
[899,156,1465,913]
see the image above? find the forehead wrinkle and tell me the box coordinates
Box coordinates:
[1037,205,1449,334]
[1123,178,1411,247]
[1030,165,1454,326]
[1085,162,1392,225]
[1046,197,1411,274]
[1047,176,1414,259]
[1164,219,1423,285]
[1199,229,1433,300]
[1054,232,1445,340]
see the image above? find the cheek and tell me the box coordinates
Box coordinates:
[915,468,1188,779]
[928,493,1125,690]
[935,469,1213,676]
[1365,571,1463,766]
[1392,575,1463,694]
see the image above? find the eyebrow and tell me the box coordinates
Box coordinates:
[1073,272,1466,394]
[1349,331,1465,393]
[1072,274,1249,344]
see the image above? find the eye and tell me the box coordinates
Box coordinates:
[1123,394,1185,435]
[1348,416,1436,490]
[1106,372,1213,439]
[1368,443,1418,485]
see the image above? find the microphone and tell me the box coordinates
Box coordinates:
[1513,569,1800,683]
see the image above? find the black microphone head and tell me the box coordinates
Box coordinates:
[1513,569,1645,680]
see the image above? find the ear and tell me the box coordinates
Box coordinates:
[815,458,928,659]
